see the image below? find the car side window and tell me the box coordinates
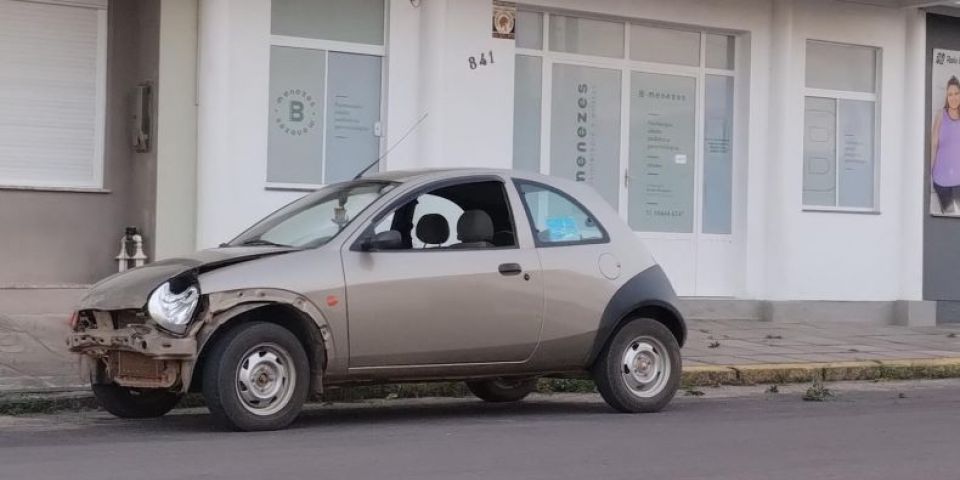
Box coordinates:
[369,180,518,250]
[516,181,607,246]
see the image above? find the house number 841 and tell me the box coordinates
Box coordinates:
[468,51,495,70]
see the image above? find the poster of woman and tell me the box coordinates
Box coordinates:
[931,49,960,216]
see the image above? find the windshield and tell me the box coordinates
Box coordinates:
[227,181,397,249]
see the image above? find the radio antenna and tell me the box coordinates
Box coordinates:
[353,112,429,180]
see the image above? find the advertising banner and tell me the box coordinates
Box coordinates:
[930,48,960,216]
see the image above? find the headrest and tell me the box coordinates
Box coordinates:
[416,214,449,245]
[456,210,494,243]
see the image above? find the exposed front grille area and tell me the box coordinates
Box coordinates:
[112,310,148,329]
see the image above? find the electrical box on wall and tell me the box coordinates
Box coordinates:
[131,83,151,153]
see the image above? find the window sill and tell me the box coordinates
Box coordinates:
[0,184,111,194]
[802,206,880,215]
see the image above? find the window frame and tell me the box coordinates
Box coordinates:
[801,39,882,214]
[0,0,108,191]
[513,8,739,242]
[513,179,610,248]
[266,0,388,191]
[350,176,521,252]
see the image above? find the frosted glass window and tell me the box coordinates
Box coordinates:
[837,100,875,208]
[802,98,877,208]
[628,72,697,233]
[706,34,735,70]
[703,75,734,234]
[0,0,105,188]
[516,10,543,50]
[806,41,878,93]
[324,52,382,184]
[268,47,326,184]
[269,48,383,186]
[272,0,385,45]
[513,56,542,173]
[630,24,700,66]
[802,97,838,206]
[549,15,624,58]
[550,64,621,208]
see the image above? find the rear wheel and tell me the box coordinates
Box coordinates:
[466,378,538,403]
[202,322,310,431]
[92,383,181,419]
[592,318,681,413]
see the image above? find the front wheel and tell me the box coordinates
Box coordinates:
[466,378,538,403]
[592,318,681,413]
[92,383,181,419]
[202,322,310,431]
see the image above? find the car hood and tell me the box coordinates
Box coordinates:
[78,247,295,311]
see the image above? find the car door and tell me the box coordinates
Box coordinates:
[512,179,621,368]
[341,177,544,368]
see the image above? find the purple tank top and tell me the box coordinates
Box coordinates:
[933,109,960,187]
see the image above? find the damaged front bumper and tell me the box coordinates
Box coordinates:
[68,313,198,390]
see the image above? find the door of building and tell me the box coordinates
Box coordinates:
[627,71,738,297]
[514,12,742,296]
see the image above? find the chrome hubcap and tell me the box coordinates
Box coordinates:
[236,343,295,416]
[620,336,670,398]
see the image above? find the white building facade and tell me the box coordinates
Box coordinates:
[181,0,954,324]
[8,0,960,329]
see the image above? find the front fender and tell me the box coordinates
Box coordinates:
[181,288,335,394]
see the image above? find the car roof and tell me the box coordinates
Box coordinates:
[362,167,553,184]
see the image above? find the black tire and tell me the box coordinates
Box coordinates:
[202,322,310,432]
[466,378,538,403]
[592,318,681,413]
[91,383,181,419]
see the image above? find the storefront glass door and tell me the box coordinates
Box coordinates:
[628,72,697,234]
[514,11,741,297]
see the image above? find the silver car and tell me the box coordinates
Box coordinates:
[68,169,686,431]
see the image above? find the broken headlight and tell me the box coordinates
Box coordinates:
[147,280,200,334]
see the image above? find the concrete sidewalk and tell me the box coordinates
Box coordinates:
[680,318,960,386]
[684,318,960,366]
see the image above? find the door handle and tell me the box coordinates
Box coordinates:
[498,263,523,276]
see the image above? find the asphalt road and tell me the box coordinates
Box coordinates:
[1,379,959,480]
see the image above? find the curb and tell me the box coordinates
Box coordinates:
[3,358,960,415]
[680,357,960,387]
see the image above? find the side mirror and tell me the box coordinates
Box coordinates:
[363,230,403,251]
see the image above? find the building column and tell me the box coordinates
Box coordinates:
[761,0,795,301]
[900,8,927,302]
[381,0,424,171]
[154,0,199,259]
[196,0,272,249]
[415,0,447,169]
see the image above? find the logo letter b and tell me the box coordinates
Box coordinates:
[289,101,304,122]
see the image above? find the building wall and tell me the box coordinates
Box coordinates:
[0,0,160,287]
[765,0,921,301]
[194,0,927,304]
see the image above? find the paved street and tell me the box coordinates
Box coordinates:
[1,379,958,480]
